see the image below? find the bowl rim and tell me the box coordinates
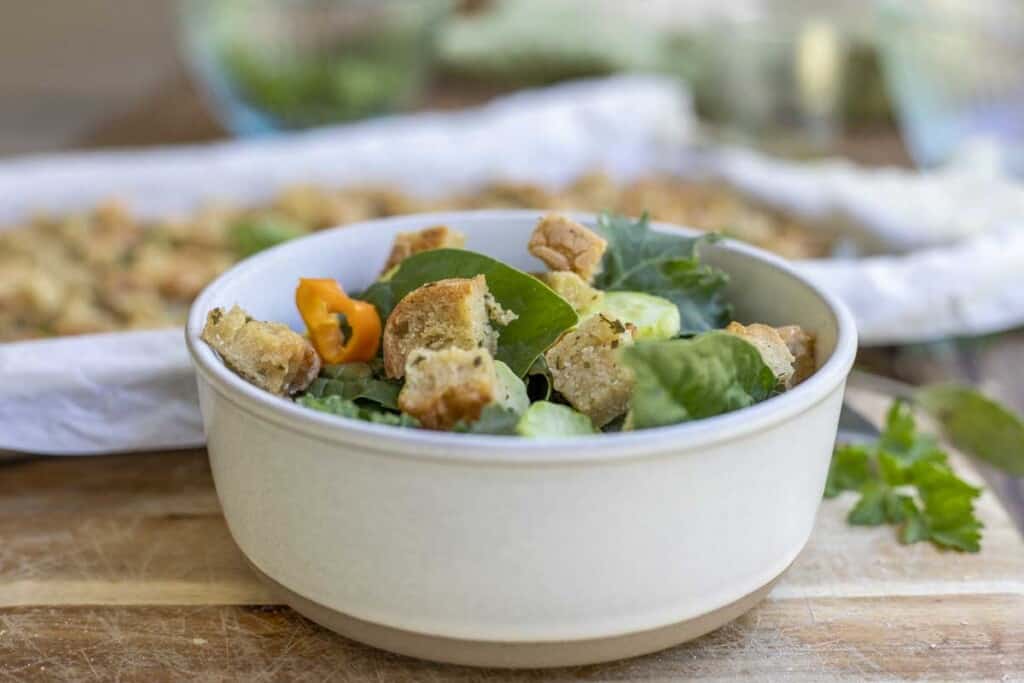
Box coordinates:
[186,209,858,465]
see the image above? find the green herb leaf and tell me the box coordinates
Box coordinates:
[878,401,943,464]
[306,363,401,410]
[620,332,776,430]
[915,384,1024,476]
[361,248,578,376]
[824,444,872,498]
[847,481,888,526]
[825,399,984,552]
[592,213,731,333]
[228,214,305,258]
[296,394,419,428]
[899,499,929,545]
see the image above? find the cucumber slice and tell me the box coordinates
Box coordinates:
[516,401,596,437]
[591,291,680,340]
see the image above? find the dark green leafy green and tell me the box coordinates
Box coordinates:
[306,363,401,410]
[592,213,731,333]
[620,332,776,430]
[453,404,520,435]
[228,215,305,258]
[361,248,578,376]
[825,401,983,552]
[296,394,419,428]
[915,384,1024,476]
[525,356,553,402]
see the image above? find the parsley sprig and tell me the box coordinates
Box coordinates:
[825,401,983,552]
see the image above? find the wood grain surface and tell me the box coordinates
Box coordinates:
[1,389,1022,681]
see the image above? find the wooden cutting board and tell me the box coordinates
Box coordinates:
[1,387,1021,681]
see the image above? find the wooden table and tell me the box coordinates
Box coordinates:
[2,45,1022,679]
[2,389,1022,681]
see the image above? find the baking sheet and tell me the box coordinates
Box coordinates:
[2,75,1023,454]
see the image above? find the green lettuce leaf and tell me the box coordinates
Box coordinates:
[915,384,1024,476]
[361,248,578,376]
[592,213,731,334]
[494,360,530,416]
[296,394,419,428]
[516,401,596,437]
[619,332,777,430]
[453,404,520,435]
[305,363,401,410]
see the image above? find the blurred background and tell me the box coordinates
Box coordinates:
[1,0,1019,172]
[2,0,1024,438]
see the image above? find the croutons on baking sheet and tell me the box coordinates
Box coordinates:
[776,325,817,387]
[544,314,634,427]
[382,225,466,273]
[382,275,497,379]
[201,305,320,396]
[538,270,603,312]
[398,347,498,430]
[725,322,797,388]
[528,214,607,282]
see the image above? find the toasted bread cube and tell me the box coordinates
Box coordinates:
[398,347,498,430]
[382,225,466,273]
[776,325,816,386]
[383,275,496,379]
[726,322,796,388]
[539,271,604,312]
[202,305,320,395]
[528,214,607,282]
[545,314,634,427]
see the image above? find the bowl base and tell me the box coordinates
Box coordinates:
[248,562,783,668]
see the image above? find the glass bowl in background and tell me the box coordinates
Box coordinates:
[876,0,1024,175]
[180,0,453,135]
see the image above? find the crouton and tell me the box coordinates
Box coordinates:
[382,275,497,379]
[382,225,466,273]
[545,314,634,427]
[202,305,320,395]
[725,322,796,388]
[485,291,518,326]
[776,325,816,386]
[539,270,604,312]
[528,214,607,282]
[398,347,498,430]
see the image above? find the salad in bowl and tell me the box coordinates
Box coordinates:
[185,209,855,667]
[200,212,817,437]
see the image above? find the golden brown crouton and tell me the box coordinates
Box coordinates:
[545,314,634,427]
[382,275,497,379]
[726,322,796,388]
[201,305,320,395]
[538,271,604,312]
[398,347,498,430]
[528,214,607,282]
[776,325,816,386]
[382,225,466,273]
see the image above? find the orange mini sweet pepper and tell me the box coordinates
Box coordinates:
[295,278,381,364]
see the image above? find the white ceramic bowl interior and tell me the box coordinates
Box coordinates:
[186,211,857,666]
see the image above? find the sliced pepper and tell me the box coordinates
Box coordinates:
[296,278,382,364]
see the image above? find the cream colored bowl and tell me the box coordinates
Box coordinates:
[185,211,857,667]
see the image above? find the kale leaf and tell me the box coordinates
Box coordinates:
[592,213,731,334]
